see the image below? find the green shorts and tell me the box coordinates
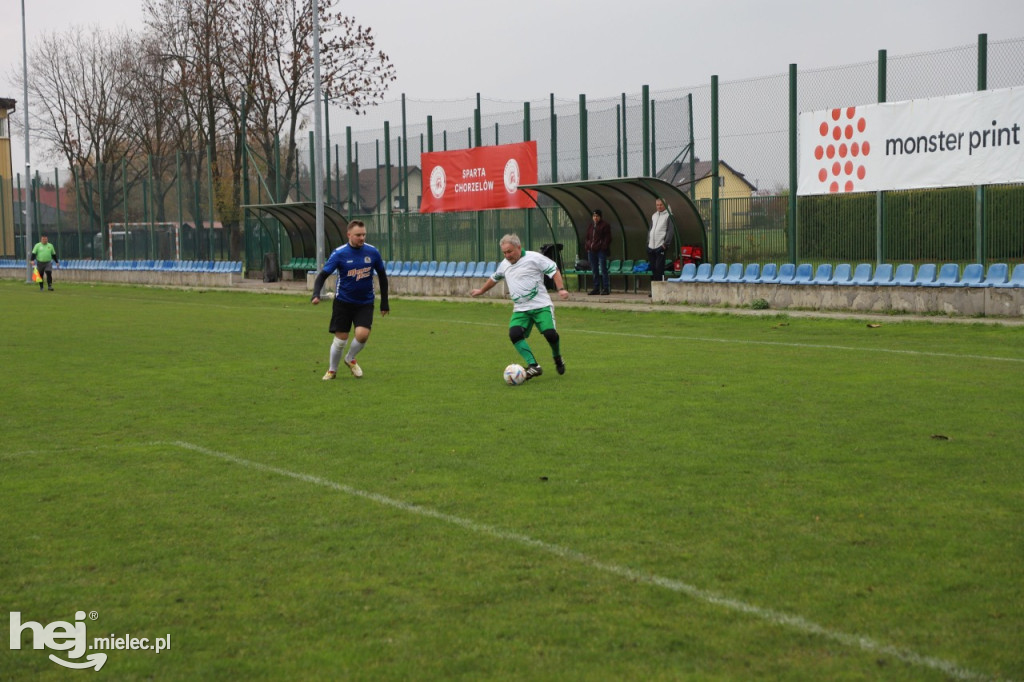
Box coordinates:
[509,306,556,335]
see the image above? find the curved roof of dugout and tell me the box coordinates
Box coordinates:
[519,177,707,262]
[244,202,349,260]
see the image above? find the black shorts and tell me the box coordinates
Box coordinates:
[329,300,374,334]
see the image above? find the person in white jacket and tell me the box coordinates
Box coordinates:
[647,198,673,286]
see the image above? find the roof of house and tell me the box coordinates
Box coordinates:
[337,165,420,210]
[656,159,756,191]
[14,186,76,211]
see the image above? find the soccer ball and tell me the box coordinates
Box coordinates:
[503,363,526,386]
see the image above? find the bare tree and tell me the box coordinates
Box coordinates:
[118,33,190,224]
[246,0,396,202]
[18,27,137,252]
[14,0,396,260]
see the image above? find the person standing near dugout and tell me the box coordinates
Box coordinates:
[311,220,390,380]
[470,233,569,380]
[585,209,612,295]
[647,197,673,287]
[30,235,59,291]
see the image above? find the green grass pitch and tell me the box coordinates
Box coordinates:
[1,280,1022,680]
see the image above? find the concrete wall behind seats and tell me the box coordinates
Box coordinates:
[652,281,1024,317]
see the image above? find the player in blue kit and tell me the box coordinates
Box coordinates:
[311,220,390,380]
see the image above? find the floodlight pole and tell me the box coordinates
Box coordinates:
[312,0,326,270]
[21,0,34,283]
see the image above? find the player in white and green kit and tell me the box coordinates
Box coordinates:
[471,233,569,380]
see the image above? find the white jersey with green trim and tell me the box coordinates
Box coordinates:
[492,250,558,312]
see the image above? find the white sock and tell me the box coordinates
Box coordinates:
[345,339,365,364]
[329,337,347,372]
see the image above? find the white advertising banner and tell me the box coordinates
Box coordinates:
[798,87,1024,196]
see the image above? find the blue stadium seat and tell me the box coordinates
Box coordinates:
[431,261,448,277]
[419,260,437,276]
[921,263,956,287]
[740,263,760,283]
[810,263,834,285]
[450,261,468,278]
[829,263,852,285]
[757,263,778,283]
[775,263,796,284]
[783,263,813,285]
[953,263,983,287]
[979,263,1008,287]
[441,261,458,277]
[668,262,697,282]
[910,263,937,286]
[842,263,872,286]
[710,263,729,282]
[396,261,410,276]
[693,263,713,282]
[469,261,486,278]
[482,261,498,278]
[882,263,911,286]
[993,263,1024,288]
[724,263,745,283]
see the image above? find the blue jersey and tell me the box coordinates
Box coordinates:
[321,243,386,305]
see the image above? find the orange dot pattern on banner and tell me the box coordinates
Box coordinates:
[813,107,870,192]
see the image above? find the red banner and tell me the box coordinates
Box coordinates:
[421,141,537,213]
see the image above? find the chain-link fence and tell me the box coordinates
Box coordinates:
[5,35,1023,269]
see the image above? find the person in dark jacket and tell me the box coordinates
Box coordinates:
[584,210,612,295]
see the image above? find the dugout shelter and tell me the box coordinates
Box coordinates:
[519,176,708,265]
[244,201,350,269]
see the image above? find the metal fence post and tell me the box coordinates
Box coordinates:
[712,75,721,264]
[621,93,628,177]
[976,33,988,264]
[549,94,558,183]
[474,93,482,148]
[384,122,393,259]
[688,94,695,202]
[876,49,887,266]
[642,85,650,177]
[787,65,797,265]
[579,94,588,181]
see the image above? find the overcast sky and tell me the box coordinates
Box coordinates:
[3,0,1022,175]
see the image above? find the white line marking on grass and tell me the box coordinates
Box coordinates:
[162,439,1000,681]
[404,316,1024,364]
